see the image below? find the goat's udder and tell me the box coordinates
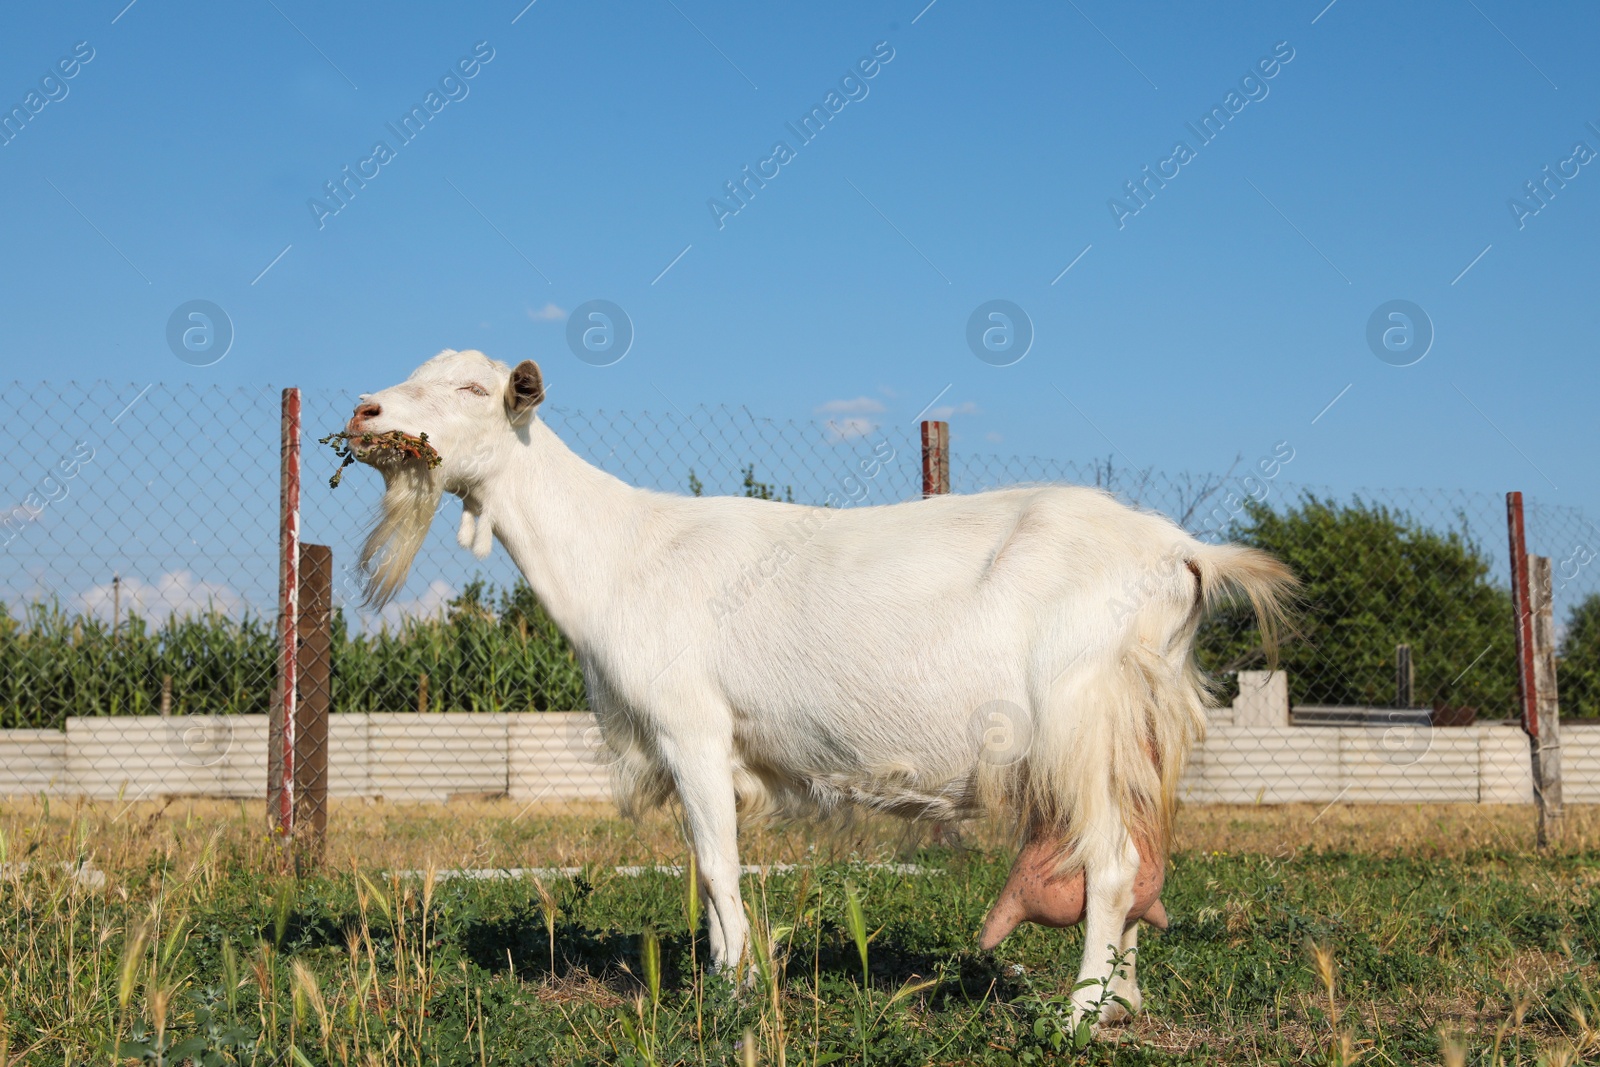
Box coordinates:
[976,828,1167,950]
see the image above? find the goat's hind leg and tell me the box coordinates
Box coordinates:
[1101,920,1142,1023]
[1070,825,1141,1026]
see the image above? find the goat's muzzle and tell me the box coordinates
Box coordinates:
[347,402,382,435]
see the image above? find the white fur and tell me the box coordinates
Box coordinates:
[350,350,1295,1019]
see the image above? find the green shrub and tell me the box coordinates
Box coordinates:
[1560,593,1600,718]
[1198,495,1518,713]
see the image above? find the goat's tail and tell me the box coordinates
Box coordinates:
[1188,541,1300,668]
[1001,540,1298,877]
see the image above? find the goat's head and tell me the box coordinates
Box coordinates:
[347,349,545,606]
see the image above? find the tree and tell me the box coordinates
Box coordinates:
[741,464,793,502]
[1198,495,1517,713]
[683,465,793,502]
[1560,593,1600,718]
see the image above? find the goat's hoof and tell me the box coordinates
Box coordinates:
[1068,993,1139,1034]
[702,965,741,998]
[1102,986,1141,1022]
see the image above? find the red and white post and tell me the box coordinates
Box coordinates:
[1508,490,1563,846]
[921,420,952,846]
[270,388,302,842]
[921,420,950,499]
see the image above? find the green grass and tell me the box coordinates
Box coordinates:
[5,802,1600,1064]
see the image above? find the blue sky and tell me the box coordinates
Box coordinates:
[2,0,1597,520]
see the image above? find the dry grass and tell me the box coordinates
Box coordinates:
[5,796,1580,880]
[1172,802,1600,857]
[0,795,988,880]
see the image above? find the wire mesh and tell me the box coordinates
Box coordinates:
[962,446,1600,806]
[2,382,1597,822]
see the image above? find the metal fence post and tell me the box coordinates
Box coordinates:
[270,388,301,843]
[295,543,332,861]
[1395,644,1414,709]
[1508,491,1562,846]
[921,420,949,498]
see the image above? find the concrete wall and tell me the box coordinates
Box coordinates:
[4,712,608,803]
[0,712,1579,806]
[1177,723,1534,804]
[1231,670,1290,727]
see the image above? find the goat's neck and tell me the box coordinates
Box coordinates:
[476,418,647,642]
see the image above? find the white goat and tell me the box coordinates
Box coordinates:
[347,350,1294,1023]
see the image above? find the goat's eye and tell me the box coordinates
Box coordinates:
[461,383,489,397]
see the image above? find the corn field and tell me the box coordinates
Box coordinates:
[0,578,584,729]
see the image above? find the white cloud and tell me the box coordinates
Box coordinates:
[822,417,878,442]
[926,400,980,419]
[80,571,245,622]
[76,571,462,632]
[368,579,457,630]
[985,431,1003,443]
[814,396,886,416]
[814,397,885,442]
[526,303,566,322]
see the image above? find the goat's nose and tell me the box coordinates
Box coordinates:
[347,402,381,434]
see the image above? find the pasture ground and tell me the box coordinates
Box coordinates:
[4,798,1600,1065]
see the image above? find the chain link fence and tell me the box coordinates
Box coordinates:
[2,382,1597,824]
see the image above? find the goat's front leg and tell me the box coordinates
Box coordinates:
[666,739,747,973]
[1071,831,1141,1026]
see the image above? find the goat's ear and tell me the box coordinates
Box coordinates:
[504,360,545,419]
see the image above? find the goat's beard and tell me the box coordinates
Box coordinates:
[359,458,444,608]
